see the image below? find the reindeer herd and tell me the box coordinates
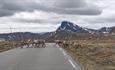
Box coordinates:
[0,39,82,49]
[19,39,80,49]
[55,40,82,49]
[19,39,46,48]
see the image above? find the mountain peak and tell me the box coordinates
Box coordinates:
[57,21,77,31]
[57,21,89,33]
[61,21,78,28]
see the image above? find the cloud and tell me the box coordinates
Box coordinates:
[0,0,102,17]
[52,0,102,15]
[0,11,61,33]
[55,0,86,8]
[8,11,60,24]
[1,0,115,33]
[89,15,115,24]
[0,22,59,33]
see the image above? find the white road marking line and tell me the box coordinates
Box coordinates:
[62,51,67,56]
[58,47,77,69]
[68,59,76,68]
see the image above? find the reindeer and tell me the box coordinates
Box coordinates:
[32,39,46,48]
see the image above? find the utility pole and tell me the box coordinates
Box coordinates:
[8,25,14,49]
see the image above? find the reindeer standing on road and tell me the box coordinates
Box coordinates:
[32,39,46,48]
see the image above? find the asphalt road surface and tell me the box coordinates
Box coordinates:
[0,43,83,70]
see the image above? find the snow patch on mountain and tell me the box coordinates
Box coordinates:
[56,20,115,34]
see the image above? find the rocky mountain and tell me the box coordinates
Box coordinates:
[56,21,89,33]
[56,21,115,34]
[0,32,43,41]
[0,20,115,41]
[97,27,111,33]
[109,26,115,33]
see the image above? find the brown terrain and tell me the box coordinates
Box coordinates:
[57,36,115,70]
[0,41,22,52]
[0,35,115,70]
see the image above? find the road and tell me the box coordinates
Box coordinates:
[0,43,82,70]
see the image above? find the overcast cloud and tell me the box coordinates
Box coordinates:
[0,0,102,17]
[0,0,115,33]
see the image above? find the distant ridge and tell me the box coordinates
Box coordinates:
[57,21,115,34]
[57,21,89,33]
[0,20,115,41]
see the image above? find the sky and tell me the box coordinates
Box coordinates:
[0,0,115,33]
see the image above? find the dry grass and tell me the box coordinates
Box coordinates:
[59,37,115,70]
[0,41,21,52]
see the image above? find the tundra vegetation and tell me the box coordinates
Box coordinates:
[0,41,20,52]
[0,39,46,52]
[0,35,115,70]
[56,36,115,70]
